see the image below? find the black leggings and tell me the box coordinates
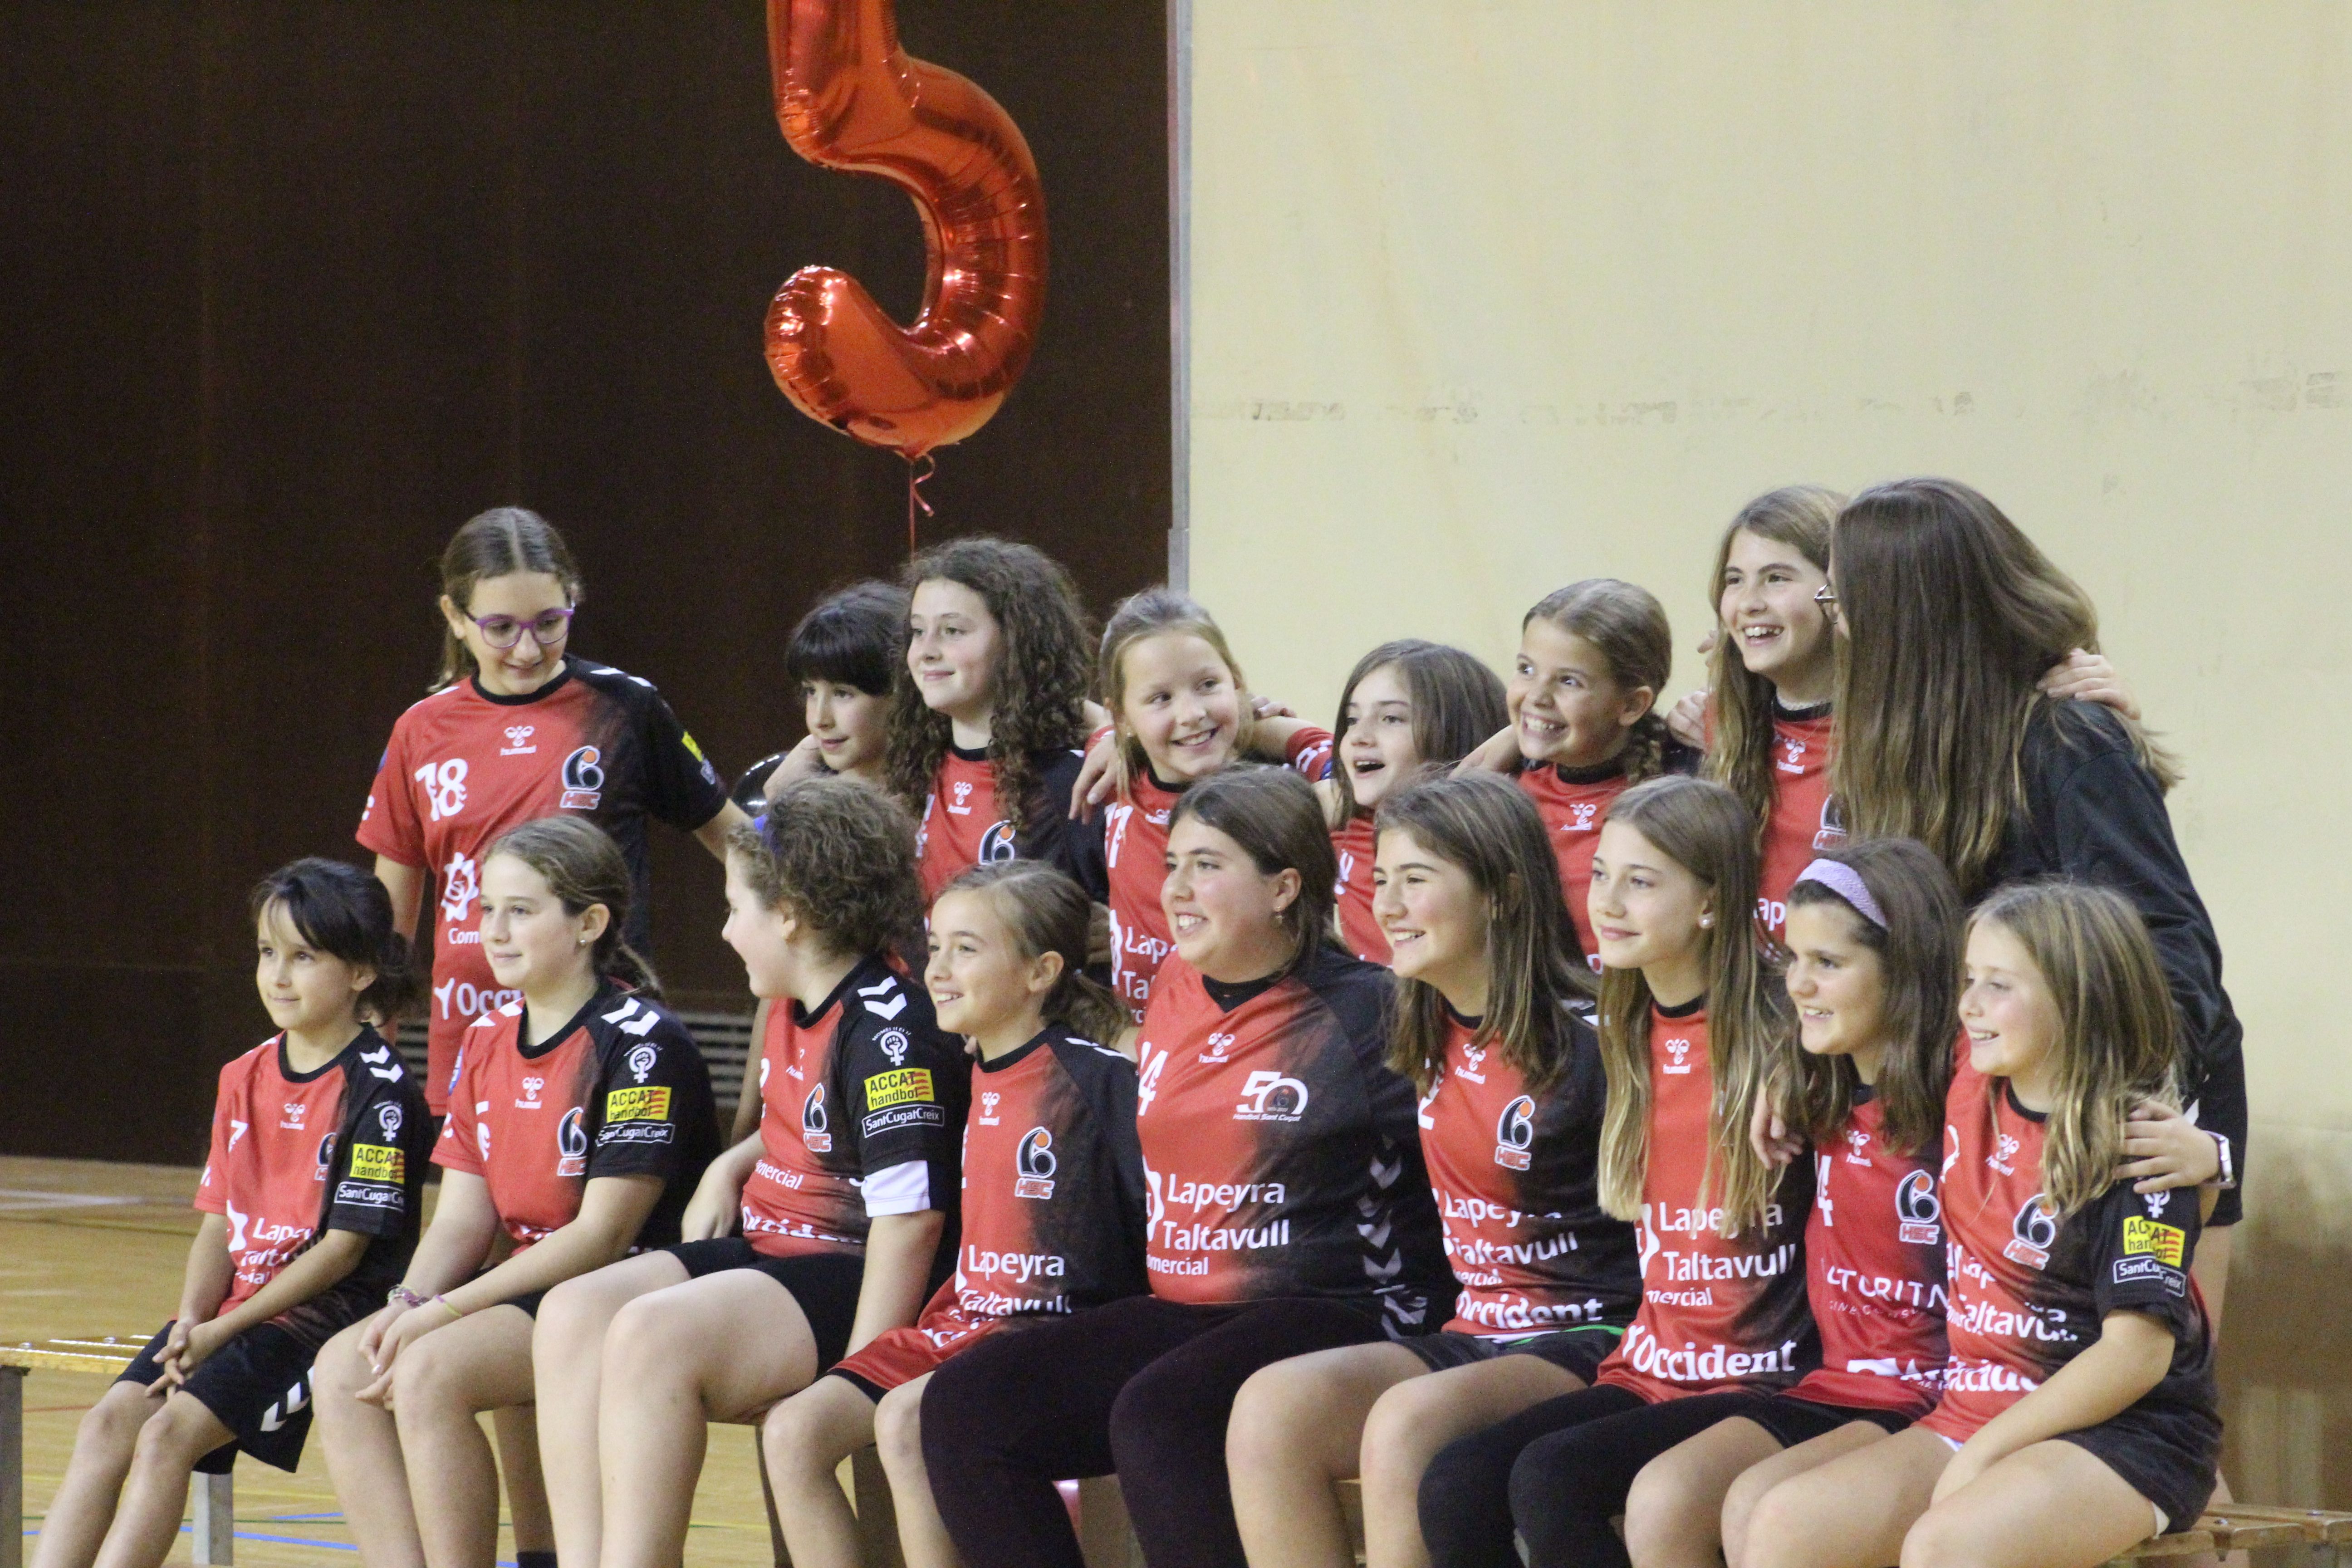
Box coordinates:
[1420,1385,1767,1568]
[919,1294,1389,1568]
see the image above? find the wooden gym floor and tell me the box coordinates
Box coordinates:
[1,1156,779,1567]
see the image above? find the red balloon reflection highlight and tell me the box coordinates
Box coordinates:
[764,0,1049,457]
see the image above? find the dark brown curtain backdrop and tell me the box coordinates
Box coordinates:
[0,1,1170,1161]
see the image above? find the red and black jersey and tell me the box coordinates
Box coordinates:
[1596,1002,1817,1402]
[739,956,970,1261]
[922,1030,1148,1333]
[1924,1058,2216,1441]
[1331,814,1387,964]
[1100,729,1337,1023]
[1417,1007,1638,1336]
[1783,1088,1946,1419]
[195,1027,435,1350]
[1133,948,1447,1335]
[434,985,721,1254]
[1518,764,1634,965]
[357,657,731,1110]
[915,746,1108,905]
[1757,704,1842,943]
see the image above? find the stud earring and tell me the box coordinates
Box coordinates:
[1699,915,1714,929]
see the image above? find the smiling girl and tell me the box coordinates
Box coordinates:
[920,767,1447,1568]
[34,862,432,1568]
[1226,772,1636,1568]
[1093,589,1334,1018]
[358,507,744,1120]
[312,817,720,1568]
[1735,881,2221,1568]
[757,861,1146,1568]
[1416,777,1808,1568]
[1326,642,1509,963]
[527,779,963,1568]
[1469,581,1696,966]
[734,582,907,810]
[1612,838,1962,1568]
[886,539,1105,902]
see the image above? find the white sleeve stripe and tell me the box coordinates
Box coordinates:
[861,1160,932,1217]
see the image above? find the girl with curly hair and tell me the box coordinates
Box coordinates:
[528,779,966,1568]
[885,538,1107,902]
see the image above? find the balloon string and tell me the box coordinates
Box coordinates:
[906,452,938,557]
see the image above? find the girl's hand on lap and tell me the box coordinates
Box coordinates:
[2119,1104,2222,1191]
[680,1176,740,1243]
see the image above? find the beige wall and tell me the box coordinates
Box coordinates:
[1187,1,2352,1504]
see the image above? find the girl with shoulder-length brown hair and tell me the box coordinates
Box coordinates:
[1825,477,2243,1281]
[1227,771,1638,1568]
[1413,775,1815,1568]
[883,537,1108,903]
[1731,879,2221,1568]
[357,506,746,1123]
[915,765,1451,1568]
[1327,640,1510,961]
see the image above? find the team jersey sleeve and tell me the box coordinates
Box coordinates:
[356,720,426,865]
[1023,750,1110,902]
[629,679,731,832]
[584,1009,707,1181]
[1284,726,1335,782]
[2088,1182,2204,1336]
[2047,736,2241,1118]
[326,1068,426,1237]
[1084,1047,1152,1283]
[842,1018,963,1218]
[193,1061,239,1216]
[432,1043,487,1176]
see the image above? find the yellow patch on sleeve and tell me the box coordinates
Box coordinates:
[863,1069,936,1110]
[681,732,706,761]
[605,1086,673,1123]
[2122,1216,2185,1267]
[348,1144,405,1183]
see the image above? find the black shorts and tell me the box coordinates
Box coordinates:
[1402,1326,1621,1384]
[666,1238,866,1371]
[2059,1397,2223,1536]
[1739,1393,1911,1449]
[119,1322,318,1473]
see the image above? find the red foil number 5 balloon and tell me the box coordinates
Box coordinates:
[764,0,1048,459]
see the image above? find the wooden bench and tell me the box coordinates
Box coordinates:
[0,1337,236,1568]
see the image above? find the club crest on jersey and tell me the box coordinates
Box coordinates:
[1235,1070,1310,1123]
[802,1085,831,1153]
[1813,794,1847,851]
[626,1044,659,1083]
[518,1075,545,1109]
[2004,1194,2057,1269]
[1493,1095,1536,1171]
[1896,1167,1942,1245]
[280,1101,309,1130]
[315,1132,336,1181]
[877,1029,910,1068]
[556,1106,589,1176]
[1015,1127,1058,1199]
[440,850,481,926]
[1845,1126,1873,1165]
[978,818,1018,862]
[979,1091,1001,1126]
[559,745,606,811]
[1661,1038,1694,1075]
[377,1103,403,1140]
[949,779,975,816]
[501,724,538,756]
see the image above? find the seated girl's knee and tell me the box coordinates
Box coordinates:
[873,1384,923,1469]
[1739,1486,1811,1568]
[131,1396,221,1467]
[1225,1362,1319,1465]
[1899,1508,1970,1568]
